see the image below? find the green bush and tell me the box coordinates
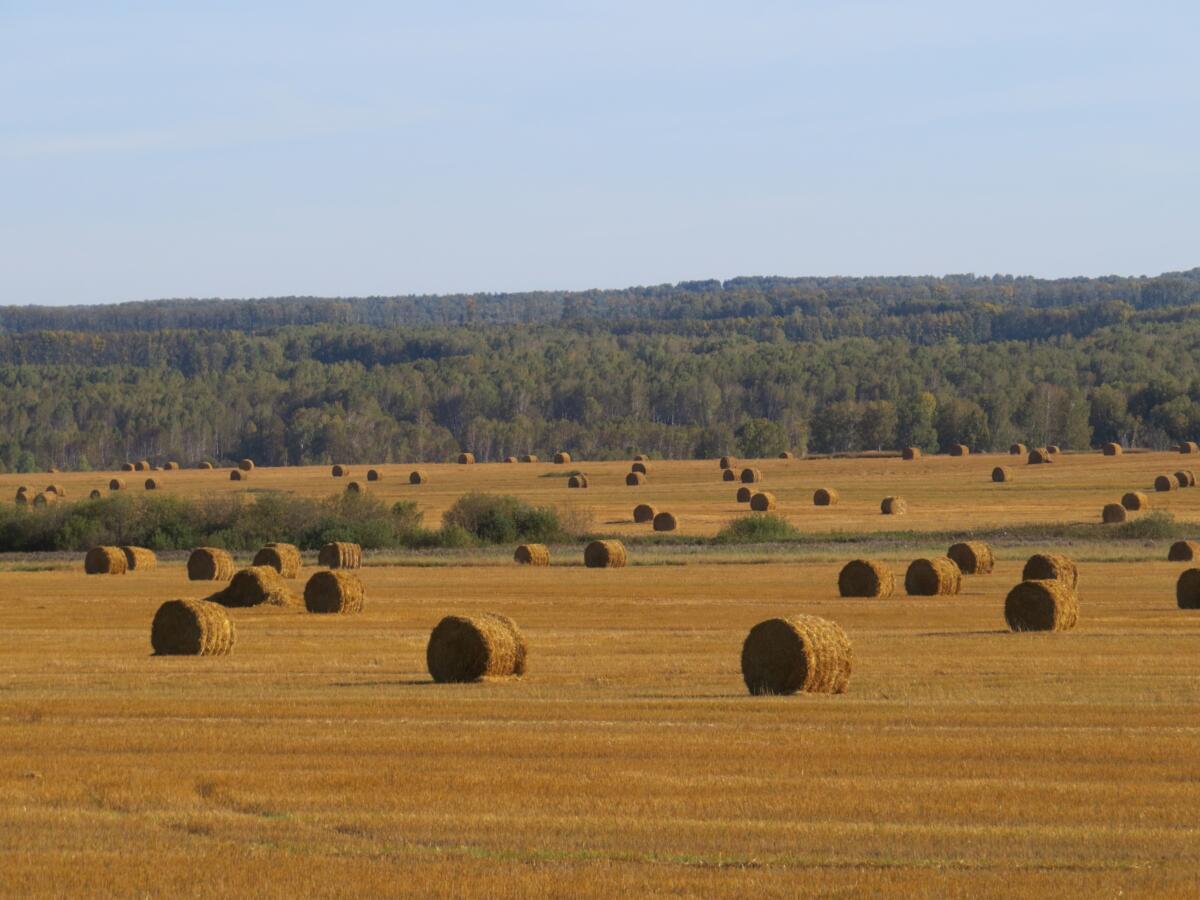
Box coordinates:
[442,493,564,544]
[1114,510,1178,540]
[713,513,802,544]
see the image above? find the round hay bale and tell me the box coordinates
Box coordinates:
[947,541,994,575]
[198,461,214,469]
[89,489,102,499]
[567,474,589,488]
[230,469,247,481]
[14,492,30,507]
[631,461,648,475]
[1102,442,1122,456]
[32,491,58,507]
[1022,553,1079,590]
[252,542,302,578]
[584,540,627,568]
[1155,474,1177,492]
[652,511,678,531]
[901,446,922,460]
[1102,503,1127,524]
[1009,443,1028,455]
[740,467,763,484]
[719,455,737,470]
[736,487,752,503]
[1006,580,1079,631]
[1168,540,1200,562]
[504,456,519,463]
[238,458,255,471]
[1047,445,1061,455]
[1122,491,1148,510]
[880,496,906,515]
[838,559,894,598]
[367,468,382,482]
[722,469,737,482]
[813,488,839,506]
[634,454,650,462]
[513,544,550,566]
[554,451,572,464]
[164,461,180,470]
[458,452,476,465]
[948,444,969,456]
[84,546,127,575]
[345,480,364,495]
[426,613,527,682]
[45,484,65,496]
[121,546,157,572]
[904,557,962,596]
[144,477,161,490]
[1027,448,1052,465]
[135,460,150,472]
[1175,470,1196,488]
[121,462,136,472]
[778,451,795,459]
[625,472,646,486]
[740,615,852,695]
[520,454,538,463]
[331,464,349,477]
[318,541,362,570]
[208,566,300,608]
[15,485,28,497]
[1179,441,1199,454]
[1177,568,1200,609]
[633,503,657,523]
[304,570,365,614]
[187,547,235,581]
[109,478,126,490]
[749,491,776,512]
[992,466,1012,483]
[151,599,236,656]
[409,469,428,484]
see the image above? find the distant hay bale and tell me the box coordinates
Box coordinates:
[238,458,255,471]
[426,613,527,682]
[1175,470,1196,488]
[736,487,752,503]
[567,474,589,488]
[948,444,969,456]
[45,484,65,496]
[230,469,246,481]
[504,456,518,463]
[1168,541,1200,562]
[121,462,135,471]
[109,478,126,491]
[653,511,678,531]
[135,460,150,472]
[992,466,1012,483]
[457,452,475,464]
[187,547,235,581]
[1022,553,1079,590]
[880,496,906,515]
[740,467,763,483]
[164,461,180,471]
[749,491,777,512]
[207,565,301,608]
[631,461,648,475]
[778,451,795,459]
[554,451,571,464]
[89,489,101,499]
[1006,580,1079,631]
[332,464,349,477]
[318,541,362,570]
[144,477,161,490]
[47,466,60,473]
[719,455,737,470]
[1009,443,1028,455]
[813,488,839,506]
[625,472,646,486]
[32,491,58,507]
[345,480,364,494]
[14,491,30,507]
[904,557,962,596]
[1102,503,1127,524]
[634,454,650,461]
[1177,569,1200,608]
[84,546,127,575]
[838,559,894,598]
[633,503,657,523]
[252,542,302,578]
[1027,448,1052,465]
[1122,491,1148,510]
[513,543,550,566]
[1102,442,1122,456]
[304,570,365,614]
[198,461,214,470]
[947,541,994,575]
[584,540,627,568]
[740,615,852,695]
[722,469,736,482]
[1154,474,1177,492]
[150,599,236,656]
[1047,445,1061,454]
[409,469,428,484]
[521,454,538,463]
[367,468,382,481]
[120,546,157,572]
[1179,441,1199,454]
[902,447,922,460]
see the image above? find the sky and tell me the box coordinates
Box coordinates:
[1,1,1197,306]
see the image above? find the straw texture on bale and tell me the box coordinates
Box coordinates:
[513,544,550,566]
[736,487,752,503]
[1102,442,1122,456]
[1155,475,1177,492]
[652,511,678,531]
[749,491,776,512]
[838,559,894,598]
[568,474,589,488]
[84,546,127,575]
[238,459,254,471]
[880,496,907,515]
[633,503,657,523]
[207,566,301,608]
[625,472,646,486]
[144,478,161,490]
[230,469,246,481]
[554,452,571,464]
[1122,491,1148,510]
[520,454,538,463]
[150,599,236,656]
[1177,568,1200,609]
[89,489,101,499]
[252,542,302,578]
[722,469,736,482]
[198,461,214,469]
[367,468,382,481]
[1175,470,1196,488]
[164,461,180,470]
[187,547,235,581]
[584,540,627,568]
[1010,443,1028,455]
[121,546,157,571]
[1028,448,1052,465]
[778,451,795,459]
[901,446,922,460]
[740,615,852,695]
[1006,580,1079,631]
[631,461,648,475]
[331,464,349,477]
[121,462,135,472]
[304,570,365,614]
[318,541,362,570]
[992,466,1012,483]
[813,488,839,506]
[409,469,428,484]
[740,467,763,484]
[1047,445,1061,454]
[1168,541,1200,562]
[1102,503,1127,524]
[1022,553,1079,590]
[719,455,736,469]
[904,557,962,596]
[457,452,475,464]
[33,491,57,506]
[1179,441,1199,454]
[947,541,994,575]
[345,480,364,494]
[426,613,527,682]
[948,444,969,456]
[109,478,126,490]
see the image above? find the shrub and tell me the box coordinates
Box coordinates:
[1114,510,1177,540]
[442,493,565,544]
[713,513,802,544]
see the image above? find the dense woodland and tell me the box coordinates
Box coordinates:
[2,270,1199,471]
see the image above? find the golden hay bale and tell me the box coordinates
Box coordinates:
[109,478,126,490]
[1122,491,1148,510]
[151,599,236,656]
[778,451,795,459]
[880,496,906,515]
[633,503,657,523]
[904,557,962,596]
[331,464,349,477]
[230,469,247,481]
[631,461,648,475]
[947,541,994,575]
[719,455,737,470]
[238,458,255,471]
[948,444,969,456]
[813,488,839,506]
[367,468,382,482]
[749,491,777,512]
[1022,553,1079,590]
[1168,541,1200,562]
[198,461,214,470]
[409,469,428,484]
[554,451,572,464]
[652,511,678,531]
[14,492,30,507]
[89,489,102,500]
[318,541,362,570]
[740,467,763,484]
[345,480,364,494]
[207,565,301,608]
[584,540,627,568]
[144,477,161,490]
[513,543,550,566]
[1009,443,1028,455]
[1175,470,1196,488]
[252,542,302,578]
[135,460,150,472]
[1102,503,1127,524]
[84,546,127,575]
[457,452,475,464]
[45,483,65,496]
[1177,569,1200,609]
[15,485,28,497]
[736,487,752,503]
[740,615,852,695]
[120,546,157,572]
[1179,441,1199,454]
[625,472,646,486]
[634,454,651,462]
[304,570,365,614]
[1047,445,1061,454]
[1154,474,1177,492]
[722,469,737,482]
[164,461,179,470]
[504,456,519,463]
[992,466,1012,483]
[187,547,235,581]
[567,474,589,488]
[426,613,527,682]
[32,491,58,507]
[1102,442,1122,456]
[838,559,894,598]
[901,447,921,460]
[1027,448,1052,465]
[1006,580,1079,631]
[520,454,538,463]
[121,462,136,471]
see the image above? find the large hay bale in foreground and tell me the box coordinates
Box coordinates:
[121,546,158,571]
[1009,443,1028,455]
[904,557,962,596]
[150,599,236,656]
[736,487,752,503]
[1155,474,1177,492]
[631,461,648,475]
[187,547,235,581]
[1022,553,1079,590]
[144,477,161,490]
[948,444,969,457]
[1102,503,1127,524]
[749,491,776,512]
[109,478,126,490]
[304,570,365,614]
[1102,442,1122,456]
[513,544,550,566]
[633,503,657,523]
[1168,541,1200,562]
[722,469,736,482]
[813,488,839,506]
[947,541,994,575]
[427,613,527,682]
[457,452,475,464]
[318,541,362,570]
[409,469,428,484]
[331,464,349,477]
[838,559,894,598]
[584,540,627,568]
[554,451,571,464]
[207,566,300,608]
[1121,491,1148,511]
[625,472,646,486]
[230,469,247,481]
[252,542,302,578]
[1176,569,1200,609]
[901,447,921,460]
[719,455,737,470]
[1175,470,1196,488]
[740,615,852,695]
[567,474,589,488]
[652,511,678,532]
[84,546,127,575]
[740,467,763,484]
[992,466,1012,483]
[880,496,906,515]
[1028,448,1052,465]
[238,458,255,471]
[1005,580,1079,631]
[367,468,382,482]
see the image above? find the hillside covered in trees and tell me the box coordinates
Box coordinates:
[2,269,1199,471]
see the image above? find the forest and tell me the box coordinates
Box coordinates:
[1,269,1198,471]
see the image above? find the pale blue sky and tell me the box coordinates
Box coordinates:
[2,1,1197,305]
